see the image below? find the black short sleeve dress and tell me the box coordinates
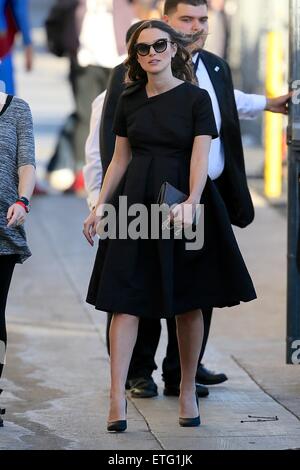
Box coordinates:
[86,81,256,318]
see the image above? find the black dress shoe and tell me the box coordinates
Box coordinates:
[164,382,209,398]
[196,364,228,386]
[107,399,127,433]
[179,393,201,427]
[128,377,158,398]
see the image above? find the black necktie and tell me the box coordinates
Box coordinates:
[193,52,201,74]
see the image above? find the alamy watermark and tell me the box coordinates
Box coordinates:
[291,81,300,104]
[291,340,300,365]
[95,196,205,251]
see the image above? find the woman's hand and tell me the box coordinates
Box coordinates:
[170,198,199,229]
[83,208,102,246]
[6,204,27,228]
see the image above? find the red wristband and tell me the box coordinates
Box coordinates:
[15,201,28,212]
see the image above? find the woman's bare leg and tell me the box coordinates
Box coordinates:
[108,313,139,422]
[176,309,204,418]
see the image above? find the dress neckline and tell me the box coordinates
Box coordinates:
[0,95,14,117]
[144,81,186,100]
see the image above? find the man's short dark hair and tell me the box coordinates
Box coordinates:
[164,0,208,16]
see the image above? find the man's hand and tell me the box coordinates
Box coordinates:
[265,92,293,115]
[24,45,33,72]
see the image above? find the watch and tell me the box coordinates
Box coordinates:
[17,197,31,213]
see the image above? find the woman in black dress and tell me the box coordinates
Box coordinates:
[83,20,256,431]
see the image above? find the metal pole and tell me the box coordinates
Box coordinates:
[286,0,300,364]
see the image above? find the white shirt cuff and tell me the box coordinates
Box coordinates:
[234,89,267,120]
[251,94,267,114]
[87,190,100,211]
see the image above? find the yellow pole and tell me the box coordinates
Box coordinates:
[264,31,284,198]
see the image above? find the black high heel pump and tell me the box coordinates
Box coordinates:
[107,399,127,432]
[179,392,201,427]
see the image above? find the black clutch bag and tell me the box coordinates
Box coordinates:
[157,182,188,206]
[157,182,200,226]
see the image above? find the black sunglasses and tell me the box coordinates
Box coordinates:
[135,39,174,56]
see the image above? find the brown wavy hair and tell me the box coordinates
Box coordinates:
[124,20,200,85]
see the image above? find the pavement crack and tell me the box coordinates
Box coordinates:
[128,398,165,449]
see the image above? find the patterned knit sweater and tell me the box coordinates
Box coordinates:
[0,95,35,263]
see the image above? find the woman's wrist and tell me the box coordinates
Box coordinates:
[94,202,105,218]
[18,196,30,205]
[16,197,30,213]
[186,194,200,205]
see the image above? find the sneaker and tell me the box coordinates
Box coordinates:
[64,170,86,196]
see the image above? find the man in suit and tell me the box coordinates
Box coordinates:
[84,0,290,398]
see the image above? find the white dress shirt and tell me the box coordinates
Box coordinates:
[83,67,267,209]
[83,91,106,209]
[195,58,266,180]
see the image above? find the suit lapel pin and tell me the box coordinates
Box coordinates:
[214,66,220,72]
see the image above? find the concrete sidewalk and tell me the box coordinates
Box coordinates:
[0,189,299,450]
[1,22,299,451]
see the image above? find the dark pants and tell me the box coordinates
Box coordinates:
[106,308,213,384]
[48,61,111,174]
[72,63,111,170]
[0,256,17,380]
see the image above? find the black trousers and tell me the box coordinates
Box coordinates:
[106,308,213,384]
[49,61,112,173]
[0,255,17,380]
[72,63,111,170]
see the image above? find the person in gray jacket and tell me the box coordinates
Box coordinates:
[0,91,35,427]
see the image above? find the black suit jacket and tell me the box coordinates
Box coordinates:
[100,52,254,228]
[199,50,254,228]
[99,63,126,177]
